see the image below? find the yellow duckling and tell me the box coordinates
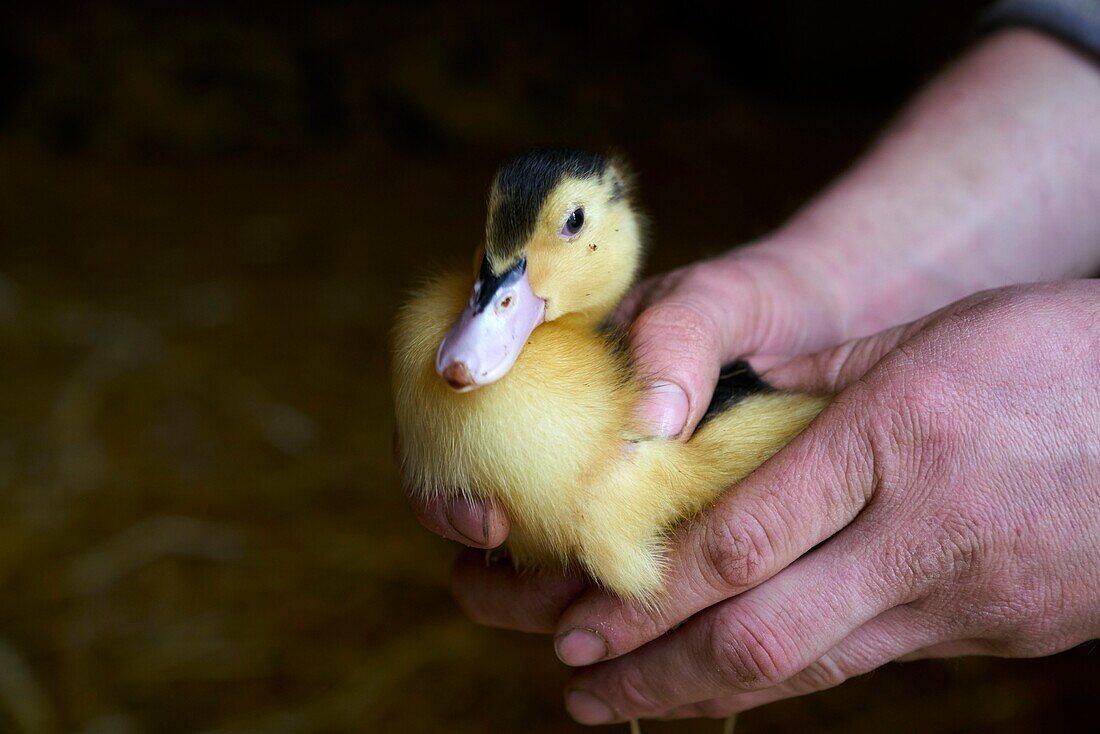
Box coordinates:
[393,149,827,601]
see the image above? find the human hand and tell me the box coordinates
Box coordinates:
[453,281,1100,723]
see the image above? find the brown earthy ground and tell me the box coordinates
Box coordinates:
[0,3,1095,733]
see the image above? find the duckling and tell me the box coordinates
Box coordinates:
[392,149,828,601]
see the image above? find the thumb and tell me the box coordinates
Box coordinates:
[622,253,837,439]
[623,257,796,440]
[764,315,933,394]
[629,298,725,439]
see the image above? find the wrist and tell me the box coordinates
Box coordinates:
[731,29,1100,344]
[746,193,994,342]
[755,213,931,341]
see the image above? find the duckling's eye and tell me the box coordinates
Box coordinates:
[560,208,585,238]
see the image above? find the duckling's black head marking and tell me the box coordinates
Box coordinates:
[473,256,526,314]
[486,148,612,267]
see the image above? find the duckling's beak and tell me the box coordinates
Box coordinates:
[435,256,545,392]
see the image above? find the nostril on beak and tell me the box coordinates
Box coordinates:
[441,361,475,390]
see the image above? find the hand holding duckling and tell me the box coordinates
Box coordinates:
[414,30,1100,726]
[450,283,1100,726]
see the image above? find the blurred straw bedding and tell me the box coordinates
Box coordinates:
[0,3,1095,733]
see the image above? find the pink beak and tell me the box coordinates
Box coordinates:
[435,258,546,392]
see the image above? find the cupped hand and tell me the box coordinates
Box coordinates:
[453,281,1100,724]
[405,246,842,546]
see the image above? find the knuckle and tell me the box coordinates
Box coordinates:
[862,372,963,494]
[708,611,796,690]
[941,285,1049,340]
[695,512,773,593]
[939,577,1056,654]
[892,509,983,596]
[880,366,956,437]
[931,513,982,583]
[811,397,879,507]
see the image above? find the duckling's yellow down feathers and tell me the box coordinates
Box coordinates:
[393,270,827,601]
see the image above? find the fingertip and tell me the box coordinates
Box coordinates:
[409,495,452,538]
[635,380,690,439]
[555,627,609,666]
[446,496,511,548]
[409,495,509,548]
[481,499,511,548]
[444,496,488,546]
[555,583,680,668]
[626,306,723,440]
[565,689,617,725]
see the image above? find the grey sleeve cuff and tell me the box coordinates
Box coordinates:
[981,0,1100,60]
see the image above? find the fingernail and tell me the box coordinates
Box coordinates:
[566,689,616,725]
[444,497,488,546]
[637,381,689,438]
[555,628,608,666]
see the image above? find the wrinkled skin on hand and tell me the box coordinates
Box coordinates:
[404,27,1100,724]
[437,281,1100,724]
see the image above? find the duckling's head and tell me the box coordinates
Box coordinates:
[436,148,644,391]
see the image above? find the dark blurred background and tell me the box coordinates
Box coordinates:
[0,2,1095,733]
